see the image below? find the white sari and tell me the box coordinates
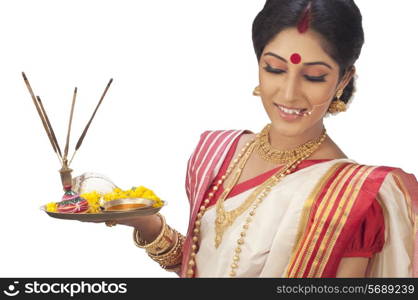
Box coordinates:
[194,158,416,277]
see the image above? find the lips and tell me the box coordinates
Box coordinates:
[274,103,307,116]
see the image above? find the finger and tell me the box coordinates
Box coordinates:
[105,220,118,227]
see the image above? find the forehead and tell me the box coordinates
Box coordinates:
[263,28,336,66]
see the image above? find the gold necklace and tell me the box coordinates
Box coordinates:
[214,125,327,249]
[214,140,258,248]
[255,124,327,164]
[184,125,327,278]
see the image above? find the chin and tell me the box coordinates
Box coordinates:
[269,120,306,137]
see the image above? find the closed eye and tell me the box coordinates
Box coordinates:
[263,64,328,83]
[304,75,327,82]
[263,64,285,74]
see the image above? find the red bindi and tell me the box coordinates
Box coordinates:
[290,53,302,64]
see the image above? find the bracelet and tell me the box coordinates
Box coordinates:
[147,230,185,269]
[134,225,175,255]
[147,230,181,260]
[133,213,173,254]
[133,213,165,248]
[132,214,185,272]
[156,227,175,255]
[148,225,175,255]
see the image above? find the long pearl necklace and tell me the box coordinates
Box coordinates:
[185,137,257,278]
[185,125,327,278]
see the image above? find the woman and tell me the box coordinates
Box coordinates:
[81,0,418,277]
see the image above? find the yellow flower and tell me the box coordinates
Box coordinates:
[142,190,160,201]
[69,191,104,214]
[134,186,146,196]
[152,200,163,208]
[87,205,101,213]
[46,202,58,212]
[80,191,101,203]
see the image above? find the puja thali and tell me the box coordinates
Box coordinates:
[41,199,167,222]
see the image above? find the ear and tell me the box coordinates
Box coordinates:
[336,66,356,91]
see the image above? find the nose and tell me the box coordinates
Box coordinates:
[281,73,299,102]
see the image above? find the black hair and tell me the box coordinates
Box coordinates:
[252,0,364,103]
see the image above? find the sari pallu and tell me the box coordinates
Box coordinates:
[181,130,418,277]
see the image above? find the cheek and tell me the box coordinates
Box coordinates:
[302,74,339,106]
[259,72,284,95]
[305,86,337,120]
[305,85,335,105]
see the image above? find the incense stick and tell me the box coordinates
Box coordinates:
[63,87,77,165]
[22,72,62,163]
[36,96,63,160]
[69,78,113,166]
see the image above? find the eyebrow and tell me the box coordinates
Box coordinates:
[263,52,333,70]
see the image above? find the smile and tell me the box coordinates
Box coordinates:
[274,103,307,116]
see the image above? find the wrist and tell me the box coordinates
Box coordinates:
[133,213,166,248]
[127,215,156,228]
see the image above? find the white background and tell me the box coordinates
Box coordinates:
[0,0,417,277]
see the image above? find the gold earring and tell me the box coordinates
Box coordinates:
[327,89,347,114]
[253,85,261,96]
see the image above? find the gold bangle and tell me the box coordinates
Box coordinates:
[132,215,185,272]
[147,225,175,255]
[133,213,166,250]
[147,230,184,268]
[147,231,181,260]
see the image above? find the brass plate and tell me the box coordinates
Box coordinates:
[41,199,166,222]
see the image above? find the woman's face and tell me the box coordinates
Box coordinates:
[258,27,353,137]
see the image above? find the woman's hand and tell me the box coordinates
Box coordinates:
[114,215,157,228]
[79,214,163,243]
